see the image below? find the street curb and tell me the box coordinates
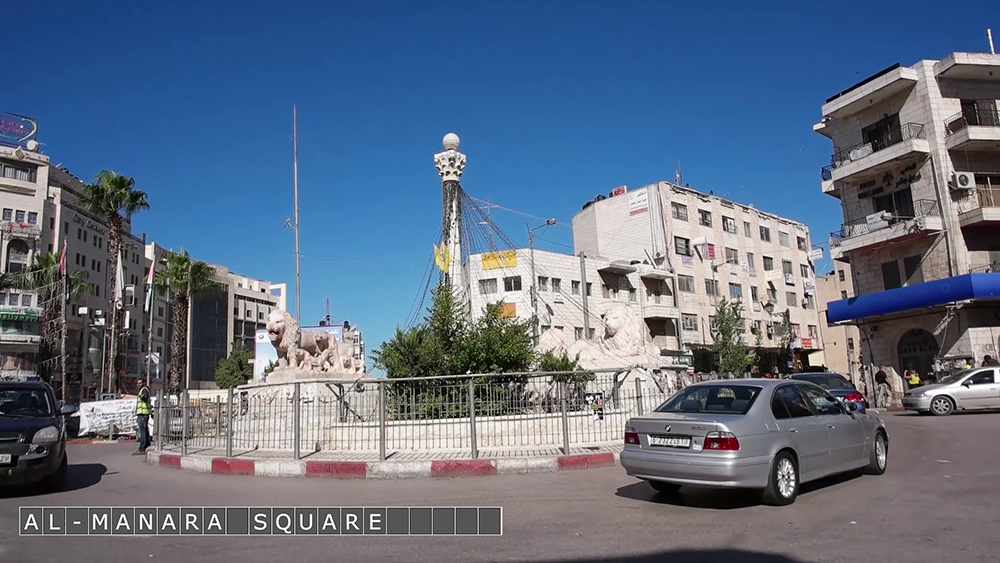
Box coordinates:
[68,438,136,445]
[144,451,621,480]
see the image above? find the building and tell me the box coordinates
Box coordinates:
[815,262,861,383]
[466,181,827,373]
[814,51,1000,378]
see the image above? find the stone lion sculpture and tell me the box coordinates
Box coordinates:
[266,309,302,368]
[266,309,360,375]
[536,304,655,369]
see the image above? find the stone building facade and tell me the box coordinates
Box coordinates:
[815,261,862,383]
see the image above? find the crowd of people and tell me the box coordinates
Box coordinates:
[869,354,1000,408]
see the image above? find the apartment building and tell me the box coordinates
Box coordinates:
[815,262,862,384]
[814,51,1000,377]
[467,181,827,373]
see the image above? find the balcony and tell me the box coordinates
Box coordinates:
[945,109,1000,151]
[829,199,943,256]
[935,52,1000,80]
[643,303,680,320]
[597,261,637,275]
[821,123,930,186]
[821,64,919,120]
[955,188,1000,228]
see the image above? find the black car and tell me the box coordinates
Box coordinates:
[0,381,78,492]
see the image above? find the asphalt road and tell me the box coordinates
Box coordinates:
[1,411,997,563]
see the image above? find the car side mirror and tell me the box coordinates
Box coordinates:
[846,402,859,413]
[962,380,973,387]
[60,404,79,416]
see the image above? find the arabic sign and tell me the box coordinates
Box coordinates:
[0,112,38,149]
[77,398,149,436]
[3,222,41,237]
[808,248,824,261]
[611,186,627,197]
[628,189,649,216]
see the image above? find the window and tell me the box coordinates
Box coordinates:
[698,210,712,227]
[629,288,637,302]
[743,221,752,237]
[20,294,31,307]
[800,264,810,278]
[782,260,793,276]
[678,275,695,293]
[671,202,688,221]
[709,316,717,332]
[246,309,252,318]
[838,269,845,282]
[796,236,807,251]
[574,327,583,340]
[478,278,498,295]
[725,248,738,264]
[551,278,561,293]
[259,312,265,320]
[729,283,743,299]
[538,276,549,291]
[722,216,737,234]
[967,370,997,385]
[602,284,616,299]
[503,276,522,292]
[797,385,842,416]
[881,261,902,290]
[774,385,815,418]
[805,294,815,309]
[674,236,691,256]
[571,280,580,295]
[47,244,52,252]
[750,286,759,302]
[656,385,761,415]
[587,328,596,339]
[763,256,774,271]
[14,210,24,223]
[7,294,16,306]
[903,255,923,285]
[705,279,719,296]
[157,327,163,337]
[847,338,855,351]
[158,306,164,317]
[767,287,778,302]
[790,324,801,338]
[1,209,10,221]
[841,290,848,299]
[26,212,37,225]
[681,314,698,331]
[49,217,55,230]
[0,161,37,182]
[787,292,798,307]
[808,325,819,340]
[759,226,771,242]
[746,252,754,269]
[778,231,790,247]
[586,283,592,296]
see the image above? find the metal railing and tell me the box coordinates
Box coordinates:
[971,262,1000,274]
[956,188,1000,213]
[945,109,1000,135]
[150,370,725,460]
[821,123,927,180]
[830,199,939,244]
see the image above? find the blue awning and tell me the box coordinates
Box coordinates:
[826,273,1000,325]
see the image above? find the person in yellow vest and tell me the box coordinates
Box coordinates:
[906,369,922,389]
[133,385,152,456]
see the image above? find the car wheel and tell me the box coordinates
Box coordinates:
[761,452,799,506]
[647,481,681,495]
[42,454,68,494]
[930,396,954,416]
[864,431,888,475]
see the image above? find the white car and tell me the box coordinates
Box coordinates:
[902,367,1000,416]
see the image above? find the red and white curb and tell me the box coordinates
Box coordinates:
[144,450,620,479]
[68,437,136,445]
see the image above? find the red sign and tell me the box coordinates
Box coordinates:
[800,338,812,349]
[611,186,627,197]
[707,244,716,260]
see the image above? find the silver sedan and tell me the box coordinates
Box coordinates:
[620,379,889,506]
[902,366,1000,416]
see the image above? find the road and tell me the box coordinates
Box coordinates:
[1,411,997,563]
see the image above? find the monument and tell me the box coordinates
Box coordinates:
[263,309,363,383]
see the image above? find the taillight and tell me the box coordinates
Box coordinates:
[844,393,866,404]
[624,426,639,445]
[704,432,740,451]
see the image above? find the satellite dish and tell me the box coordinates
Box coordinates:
[25,140,38,151]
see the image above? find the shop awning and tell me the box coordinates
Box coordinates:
[826,273,1000,325]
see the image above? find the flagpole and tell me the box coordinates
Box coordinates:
[58,237,68,403]
[145,296,154,390]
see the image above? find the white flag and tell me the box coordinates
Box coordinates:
[115,250,125,309]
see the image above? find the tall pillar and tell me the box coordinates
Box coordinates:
[433,133,467,298]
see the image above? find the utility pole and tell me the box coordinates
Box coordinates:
[292,105,301,322]
[527,219,556,344]
[145,302,155,389]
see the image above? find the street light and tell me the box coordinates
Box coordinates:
[527,219,557,343]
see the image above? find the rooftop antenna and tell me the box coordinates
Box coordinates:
[989,29,995,55]
[675,161,683,186]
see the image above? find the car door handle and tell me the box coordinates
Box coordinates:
[827,424,836,429]
[787,428,798,433]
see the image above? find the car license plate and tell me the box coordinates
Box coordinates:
[0,454,11,465]
[648,435,691,448]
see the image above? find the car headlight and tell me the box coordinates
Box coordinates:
[32,426,60,444]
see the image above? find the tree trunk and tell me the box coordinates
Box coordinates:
[105,217,122,394]
[169,292,189,393]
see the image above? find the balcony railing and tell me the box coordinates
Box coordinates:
[956,188,1000,213]
[945,109,1000,135]
[820,123,926,179]
[971,262,1000,274]
[829,199,939,245]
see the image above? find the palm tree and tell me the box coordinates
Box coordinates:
[17,252,90,383]
[154,250,215,393]
[78,170,149,391]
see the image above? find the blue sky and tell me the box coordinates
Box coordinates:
[6,1,997,372]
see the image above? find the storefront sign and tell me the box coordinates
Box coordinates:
[72,213,106,236]
[0,112,38,149]
[0,333,41,344]
[800,338,812,349]
[2,222,41,237]
[0,312,40,322]
[628,189,649,216]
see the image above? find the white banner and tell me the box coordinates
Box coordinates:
[628,189,649,216]
[76,398,151,436]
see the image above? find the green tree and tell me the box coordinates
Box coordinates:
[154,250,215,393]
[17,253,90,383]
[453,301,535,375]
[711,298,757,377]
[215,342,254,389]
[78,170,149,390]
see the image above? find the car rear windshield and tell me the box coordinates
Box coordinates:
[794,374,853,390]
[656,385,763,415]
[0,387,54,417]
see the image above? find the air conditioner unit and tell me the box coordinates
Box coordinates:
[952,171,975,190]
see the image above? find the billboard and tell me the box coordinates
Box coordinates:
[0,112,38,149]
[253,325,345,381]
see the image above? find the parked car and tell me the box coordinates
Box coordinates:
[0,381,78,493]
[620,379,888,506]
[902,366,1000,416]
[790,372,869,412]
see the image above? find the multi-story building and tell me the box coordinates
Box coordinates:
[814,51,1000,378]
[467,181,827,373]
[815,262,862,384]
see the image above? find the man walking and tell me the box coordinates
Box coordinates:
[874,368,890,408]
[133,384,152,455]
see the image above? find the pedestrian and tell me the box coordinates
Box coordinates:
[983,355,1000,367]
[906,369,922,389]
[874,369,890,408]
[133,384,152,456]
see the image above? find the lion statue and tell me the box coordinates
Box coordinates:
[266,310,302,368]
[599,304,645,356]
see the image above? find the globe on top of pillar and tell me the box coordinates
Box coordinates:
[442,133,460,151]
